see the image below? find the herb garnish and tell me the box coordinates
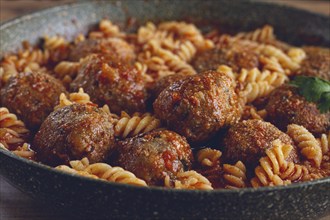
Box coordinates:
[290,76,330,113]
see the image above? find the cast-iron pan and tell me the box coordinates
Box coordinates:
[0,1,329,219]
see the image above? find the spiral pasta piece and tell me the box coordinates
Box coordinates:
[216,65,237,80]
[260,56,286,74]
[134,62,154,83]
[223,161,247,189]
[44,36,68,50]
[87,164,147,186]
[114,111,161,138]
[99,19,125,38]
[0,58,19,83]
[54,61,80,79]
[318,132,329,154]
[56,165,99,179]
[12,143,36,160]
[43,36,69,62]
[69,88,93,105]
[251,139,293,187]
[287,124,322,167]
[20,48,50,66]
[142,39,197,77]
[234,25,275,43]
[197,148,222,167]
[175,40,197,62]
[74,34,86,44]
[280,162,309,182]
[243,81,274,103]
[171,171,213,190]
[54,88,94,110]
[0,108,29,145]
[288,48,307,64]
[137,21,213,80]
[59,158,147,186]
[260,45,301,71]
[158,21,214,50]
[138,22,171,44]
[0,128,25,149]
[242,106,267,120]
[69,157,90,171]
[238,68,288,87]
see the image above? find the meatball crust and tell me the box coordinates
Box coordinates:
[192,44,259,73]
[33,104,115,166]
[0,71,67,131]
[69,38,136,64]
[70,54,147,114]
[153,70,241,143]
[223,119,299,166]
[150,74,187,100]
[297,47,330,81]
[266,85,330,135]
[115,129,193,186]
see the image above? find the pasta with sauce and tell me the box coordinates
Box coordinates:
[0,19,329,190]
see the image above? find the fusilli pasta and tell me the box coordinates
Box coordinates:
[197,148,222,167]
[114,111,161,138]
[223,161,247,189]
[260,45,303,72]
[234,25,275,43]
[44,36,68,50]
[243,81,274,103]
[250,140,293,187]
[0,107,29,148]
[166,171,213,190]
[54,61,80,80]
[216,65,237,80]
[11,143,36,160]
[57,158,147,186]
[287,124,322,167]
[259,56,286,74]
[238,68,288,88]
[242,106,267,120]
[318,132,329,154]
[54,88,94,110]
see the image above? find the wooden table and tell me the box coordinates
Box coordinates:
[1,1,329,220]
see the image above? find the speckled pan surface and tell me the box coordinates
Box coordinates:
[0,1,329,219]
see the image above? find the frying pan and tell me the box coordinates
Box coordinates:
[0,1,329,219]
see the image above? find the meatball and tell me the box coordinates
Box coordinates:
[0,71,67,131]
[115,129,193,186]
[223,119,299,167]
[69,38,136,64]
[265,85,329,135]
[150,74,187,100]
[70,54,147,114]
[153,70,241,143]
[33,104,115,166]
[297,47,330,81]
[192,43,259,73]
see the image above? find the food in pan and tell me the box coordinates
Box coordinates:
[0,19,329,190]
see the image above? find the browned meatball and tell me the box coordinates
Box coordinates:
[0,71,67,131]
[70,54,147,114]
[115,129,193,186]
[265,85,329,135]
[297,47,330,81]
[153,70,241,143]
[150,74,187,100]
[223,119,299,167]
[192,43,259,73]
[69,38,136,64]
[33,104,115,166]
